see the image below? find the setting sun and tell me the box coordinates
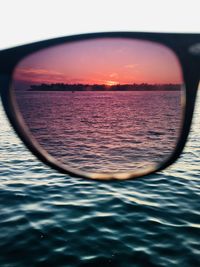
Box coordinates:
[105,80,118,86]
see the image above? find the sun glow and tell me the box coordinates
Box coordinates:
[105,80,118,86]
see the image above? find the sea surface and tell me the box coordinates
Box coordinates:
[0,91,200,267]
[16,91,181,175]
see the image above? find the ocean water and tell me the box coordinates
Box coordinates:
[16,91,181,174]
[0,91,200,267]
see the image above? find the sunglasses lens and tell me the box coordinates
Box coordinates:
[12,38,184,178]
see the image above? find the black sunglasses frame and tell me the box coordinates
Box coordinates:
[0,32,199,180]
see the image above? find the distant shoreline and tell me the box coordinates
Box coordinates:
[29,83,181,92]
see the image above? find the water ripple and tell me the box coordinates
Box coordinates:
[0,92,200,267]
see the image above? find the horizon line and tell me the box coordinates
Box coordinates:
[30,82,182,86]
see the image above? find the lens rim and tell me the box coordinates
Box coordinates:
[0,32,199,180]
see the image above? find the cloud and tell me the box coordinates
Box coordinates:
[14,67,67,84]
[109,73,118,78]
[124,64,138,69]
[16,67,64,76]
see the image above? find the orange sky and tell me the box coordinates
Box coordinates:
[14,38,183,86]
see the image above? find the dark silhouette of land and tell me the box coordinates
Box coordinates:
[29,83,181,92]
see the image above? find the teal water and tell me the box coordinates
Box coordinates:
[0,92,200,267]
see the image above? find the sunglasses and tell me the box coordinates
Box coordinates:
[0,32,199,180]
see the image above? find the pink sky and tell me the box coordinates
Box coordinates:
[14,38,183,85]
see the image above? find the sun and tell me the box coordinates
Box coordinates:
[105,80,118,86]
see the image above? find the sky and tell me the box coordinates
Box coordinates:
[0,1,199,50]
[1,1,198,87]
[13,38,183,86]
